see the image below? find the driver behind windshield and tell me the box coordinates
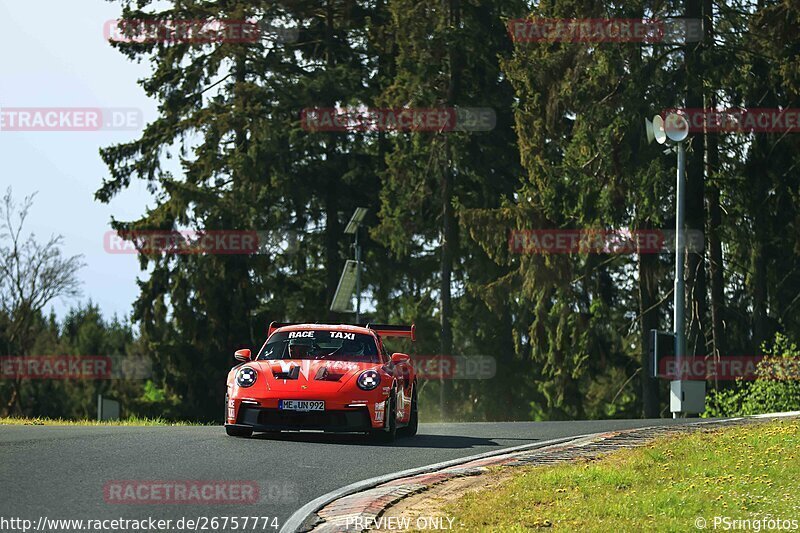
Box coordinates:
[258,330,381,363]
[287,338,313,359]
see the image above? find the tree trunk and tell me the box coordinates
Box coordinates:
[745,0,771,353]
[439,135,454,418]
[638,251,660,417]
[439,0,461,419]
[323,0,342,320]
[685,0,707,357]
[704,0,725,386]
[752,198,768,352]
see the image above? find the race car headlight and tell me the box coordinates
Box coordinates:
[357,370,381,391]
[236,367,258,388]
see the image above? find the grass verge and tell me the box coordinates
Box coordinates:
[444,419,799,532]
[0,416,201,426]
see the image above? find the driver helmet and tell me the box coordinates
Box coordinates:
[288,338,312,358]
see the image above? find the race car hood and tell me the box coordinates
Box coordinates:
[251,359,378,393]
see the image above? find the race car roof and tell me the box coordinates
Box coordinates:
[268,322,415,342]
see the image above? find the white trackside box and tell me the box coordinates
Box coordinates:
[670,380,705,415]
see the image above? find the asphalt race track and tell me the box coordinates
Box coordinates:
[1,419,692,531]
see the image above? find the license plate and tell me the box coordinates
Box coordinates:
[279,400,325,412]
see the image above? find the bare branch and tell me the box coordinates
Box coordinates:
[0,187,85,353]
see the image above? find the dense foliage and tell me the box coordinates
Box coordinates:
[704,334,800,417]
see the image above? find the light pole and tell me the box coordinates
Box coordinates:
[343,207,368,323]
[674,139,687,390]
[354,226,362,323]
[646,112,704,417]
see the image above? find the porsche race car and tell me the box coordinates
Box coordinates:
[224,322,417,442]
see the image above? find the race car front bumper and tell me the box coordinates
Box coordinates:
[234,404,374,433]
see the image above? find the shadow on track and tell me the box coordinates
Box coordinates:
[246,430,535,449]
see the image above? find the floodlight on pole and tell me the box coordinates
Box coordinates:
[344,207,368,235]
[330,208,368,322]
[645,118,655,144]
[330,260,358,313]
[664,113,689,142]
[653,114,667,144]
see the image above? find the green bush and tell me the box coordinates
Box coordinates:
[704,333,800,417]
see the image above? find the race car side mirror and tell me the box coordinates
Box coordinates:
[391,352,410,364]
[234,349,252,362]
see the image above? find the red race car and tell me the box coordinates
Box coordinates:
[224,322,417,442]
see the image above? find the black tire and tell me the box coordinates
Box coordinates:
[370,391,397,443]
[398,383,418,437]
[225,424,253,437]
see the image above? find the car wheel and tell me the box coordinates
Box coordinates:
[370,391,397,444]
[398,383,418,437]
[225,424,253,437]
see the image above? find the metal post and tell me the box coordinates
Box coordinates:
[355,228,361,324]
[673,141,686,418]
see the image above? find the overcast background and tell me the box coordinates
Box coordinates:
[1,1,161,320]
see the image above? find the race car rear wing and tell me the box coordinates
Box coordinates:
[268,322,415,342]
[359,323,416,342]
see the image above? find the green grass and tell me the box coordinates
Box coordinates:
[445,419,800,532]
[0,415,202,426]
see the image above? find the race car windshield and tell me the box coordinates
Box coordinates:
[256,330,380,363]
